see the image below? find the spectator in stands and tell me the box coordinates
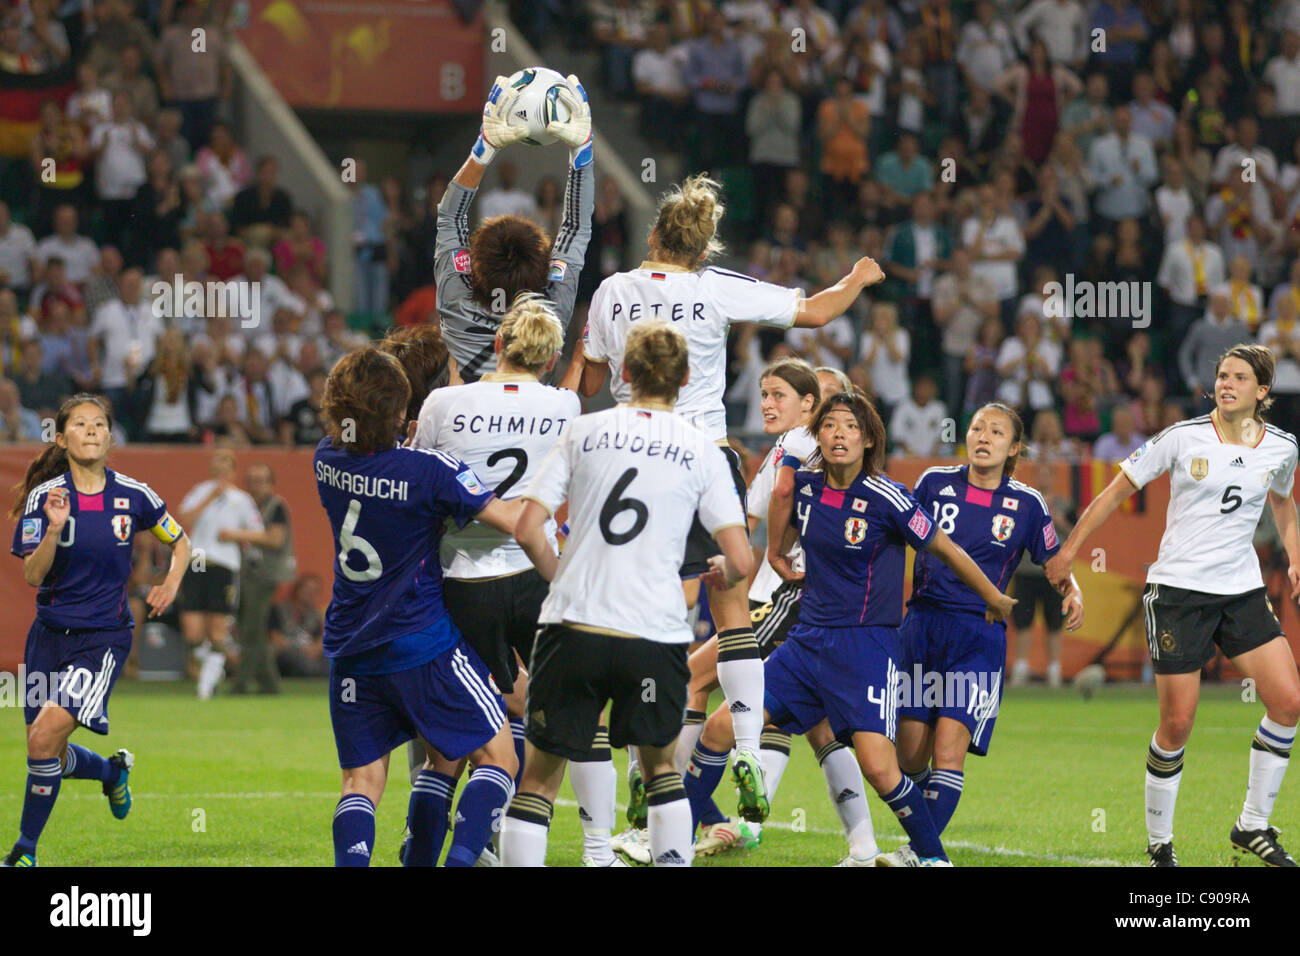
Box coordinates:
[107,41,159,126]
[1271,258,1300,320]
[957,0,1016,95]
[30,257,85,324]
[1015,0,1088,70]
[202,210,244,282]
[346,157,386,318]
[21,0,68,70]
[996,310,1060,413]
[884,189,949,354]
[273,210,327,287]
[1130,369,1167,435]
[81,244,124,321]
[90,91,154,242]
[270,573,327,678]
[138,327,202,441]
[933,245,998,417]
[682,8,747,173]
[1170,119,1212,207]
[633,22,688,150]
[476,159,537,224]
[67,60,112,127]
[0,201,37,301]
[1114,329,1156,397]
[1158,212,1224,356]
[874,132,933,220]
[237,346,276,443]
[0,376,41,440]
[962,181,1025,326]
[1089,0,1148,101]
[1023,162,1082,278]
[578,177,629,306]
[858,301,910,421]
[14,338,67,420]
[1206,173,1274,270]
[1265,28,1300,136]
[153,107,191,171]
[1060,71,1111,160]
[1154,154,1194,245]
[816,74,869,212]
[228,463,294,695]
[280,366,325,445]
[998,37,1080,166]
[958,84,1011,181]
[1260,292,1300,433]
[89,267,158,435]
[1226,254,1265,333]
[1179,285,1252,410]
[131,149,183,268]
[590,0,650,100]
[86,0,155,76]
[318,308,366,368]
[230,156,292,248]
[195,121,250,211]
[177,164,213,240]
[0,290,36,375]
[285,265,331,336]
[206,392,252,445]
[1128,71,1176,147]
[39,299,93,390]
[158,0,229,149]
[748,69,802,230]
[34,204,98,286]
[891,372,950,456]
[894,37,933,136]
[1059,336,1117,443]
[1087,105,1158,227]
[787,307,854,371]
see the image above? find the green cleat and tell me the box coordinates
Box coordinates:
[731,749,769,823]
[626,766,647,829]
[104,749,133,820]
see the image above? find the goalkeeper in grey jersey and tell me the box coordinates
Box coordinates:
[436,73,594,383]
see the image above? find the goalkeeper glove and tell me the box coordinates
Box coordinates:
[472,75,527,166]
[547,74,593,169]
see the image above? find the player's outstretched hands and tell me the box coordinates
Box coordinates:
[852,256,885,288]
[548,74,592,148]
[43,487,69,532]
[146,580,179,618]
[1043,550,1072,592]
[985,591,1017,624]
[480,75,528,152]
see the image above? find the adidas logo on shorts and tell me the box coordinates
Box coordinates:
[835,788,858,804]
[655,849,685,865]
[347,841,370,858]
[729,700,751,714]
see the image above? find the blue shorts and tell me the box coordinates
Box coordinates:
[896,604,1005,756]
[22,620,131,735]
[328,637,505,770]
[764,623,900,746]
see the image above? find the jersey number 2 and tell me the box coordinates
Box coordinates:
[487,447,527,498]
[337,499,383,582]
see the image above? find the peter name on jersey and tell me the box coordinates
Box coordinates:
[609,300,705,323]
[580,427,697,469]
[450,413,571,436]
[314,461,409,501]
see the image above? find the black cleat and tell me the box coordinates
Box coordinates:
[1146,842,1178,867]
[1230,824,1298,867]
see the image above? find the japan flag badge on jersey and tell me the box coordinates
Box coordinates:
[112,515,132,542]
[114,497,129,509]
[1001,496,1018,510]
[851,498,867,513]
[908,509,932,538]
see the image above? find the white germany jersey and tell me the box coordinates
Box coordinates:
[414,374,581,579]
[523,403,747,643]
[1120,414,1298,595]
[747,425,818,602]
[584,262,801,441]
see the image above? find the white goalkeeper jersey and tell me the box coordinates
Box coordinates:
[747,425,818,603]
[1119,413,1298,595]
[583,261,801,441]
[414,374,580,579]
[522,402,746,643]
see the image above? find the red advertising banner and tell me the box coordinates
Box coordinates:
[237,0,483,112]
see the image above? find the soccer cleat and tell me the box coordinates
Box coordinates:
[611,827,652,866]
[834,852,880,866]
[919,857,953,867]
[582,854,629,867]
[2,846,35,867]
[731,749,769,823]
[398,826,411,865]
[626,766,647,829]
[1229,824,1297,867]
[875,844,920,867]
[475,844,501,867]
[694,819,749,857]
[1146,841,1178,867]
[104,749,133,820]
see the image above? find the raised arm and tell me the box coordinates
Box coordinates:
[793,256,885,328]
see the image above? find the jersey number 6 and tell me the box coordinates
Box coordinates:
[599,468,649,545]
[338,499,383,582]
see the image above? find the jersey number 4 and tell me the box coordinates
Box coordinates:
[337,499,383,582]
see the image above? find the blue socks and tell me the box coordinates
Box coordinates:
[17,757,62,856]
[405,771,456,867]
[926,769,964,835]
[445,765,514,867]
[333,794,376,867]
[683,743,730,832]
[62,743,115,783]
[881,775,945,861]
[510,717,526,788]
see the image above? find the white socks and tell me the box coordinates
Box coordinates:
[501,817,548,866]
[820,743,878,859]
[675,712,706,775]
[1238,717,1296,831]
[197,644,226,700]
[569,757,617,864]
[1145,734,1184,846]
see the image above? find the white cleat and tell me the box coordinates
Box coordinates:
[475,845,502,867]
[919,857,953,867]
[582,854,629,867]
[611,826,652,866]
[834,852,880,866]
[875,844,920,867]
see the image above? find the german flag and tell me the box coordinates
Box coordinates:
[0,62,75,160]
[1072,460,1145,513]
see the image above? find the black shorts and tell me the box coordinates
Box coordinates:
[180,564,238,615]
[751,581,802,659]
[1143,584,1282,675]
[679,443,748,578]
[442,568,548,696]
[1011,574,1063,631]
[525,623,689,760]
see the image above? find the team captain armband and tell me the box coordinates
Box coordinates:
[150,513,184,544]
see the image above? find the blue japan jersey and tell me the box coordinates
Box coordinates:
[11,469,179,631]
[909,465,1059,616]
[784,458,938,628]
[314,439,494,659]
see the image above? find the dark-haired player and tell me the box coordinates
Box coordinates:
[314,347,520,866]
[4,394,190,868]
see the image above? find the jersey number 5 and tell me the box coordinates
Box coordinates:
[1220,485,1243,514]
[338,499,383,582]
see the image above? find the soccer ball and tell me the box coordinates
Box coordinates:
[1073,663,1106,700]
[505,67,573,146]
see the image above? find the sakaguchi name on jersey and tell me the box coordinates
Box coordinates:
[449,413,572,436]
[579,426,700,469]
[313,461,410,502]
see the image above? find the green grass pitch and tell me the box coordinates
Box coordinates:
[1,680,1290,867]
